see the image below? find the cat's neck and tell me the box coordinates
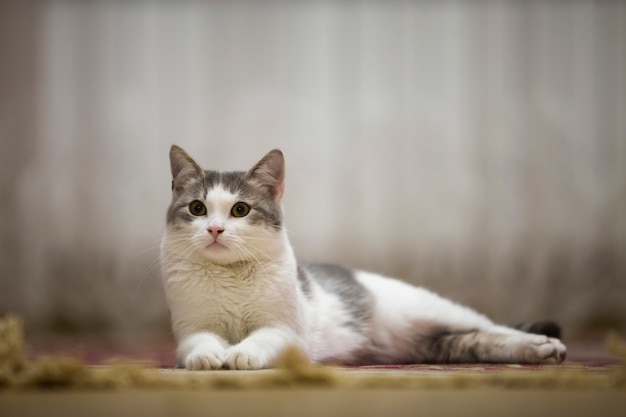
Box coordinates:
[161,236,297,282]
[170,257,263,279]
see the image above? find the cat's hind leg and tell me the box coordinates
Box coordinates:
[424,329,566,364]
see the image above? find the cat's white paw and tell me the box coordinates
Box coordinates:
[185,347,225,370]
[521,334,567,364]
[225,346,269,370]
[546,337,567,363]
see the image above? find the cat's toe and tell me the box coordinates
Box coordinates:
[225,347,266,370]
[549,337,567,363]
[528,336,567,364]
[185,350,225,370]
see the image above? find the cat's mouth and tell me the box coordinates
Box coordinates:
[207,240,228,250]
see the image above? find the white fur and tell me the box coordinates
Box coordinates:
[297,278,369,364]
[161,185,306,369]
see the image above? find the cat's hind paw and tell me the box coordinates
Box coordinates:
[185,348,225,370]
[525,335,567,364]
[546,337,567,363]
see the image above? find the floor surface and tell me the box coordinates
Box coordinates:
[2,389,626,417]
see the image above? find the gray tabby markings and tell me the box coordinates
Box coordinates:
[299,263,374,332]
[166,170,282,229]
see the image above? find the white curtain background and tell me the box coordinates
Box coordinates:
[1,1,625,335]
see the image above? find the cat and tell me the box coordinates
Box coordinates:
[160,145,567,370]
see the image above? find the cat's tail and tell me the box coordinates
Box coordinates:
[514,321,562,339]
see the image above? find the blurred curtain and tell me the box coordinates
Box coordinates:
[1,1,625,333]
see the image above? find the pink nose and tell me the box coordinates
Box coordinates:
[208,226,225,239]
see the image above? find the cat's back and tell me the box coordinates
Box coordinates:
[297,262,372,310]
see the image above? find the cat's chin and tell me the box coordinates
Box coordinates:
[198,244,242,265]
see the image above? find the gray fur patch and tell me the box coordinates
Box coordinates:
[166,175,206,225]
[422,329,482,363]
[296,265,312,299]
[299,262,374,332]
[166,169,283,230]
[419,329,536,364]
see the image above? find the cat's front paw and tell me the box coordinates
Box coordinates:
[225,346,270,370]
[185,347,225,370]
[523,335,567,364]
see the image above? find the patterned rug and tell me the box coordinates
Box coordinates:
[0,315,622,391]
[343,360,621,373]
[27,334,622,370]
[3,317,625,417]
[25,328,622,369]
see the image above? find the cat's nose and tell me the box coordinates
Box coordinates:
[208,226,225,239]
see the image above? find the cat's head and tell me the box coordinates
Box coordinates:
[163,145,287,265]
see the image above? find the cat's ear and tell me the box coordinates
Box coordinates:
[169,145,203,196]
[246,149,285,202]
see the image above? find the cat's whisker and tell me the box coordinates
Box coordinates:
[229,236,275,266]
[228,241,258,265]
[234,238,276,268]
[127,243,162,259]
[235,245,272,270]
[236,235,274,243]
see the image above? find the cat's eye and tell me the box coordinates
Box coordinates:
[231,202,251,218]
[189,200,207,216]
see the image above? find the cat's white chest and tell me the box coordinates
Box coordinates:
[162,260,300,345]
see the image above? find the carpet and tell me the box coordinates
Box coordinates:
[3,315,626,417]
[2,315,625,391]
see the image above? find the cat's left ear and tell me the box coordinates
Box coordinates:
[246,149,285,202]
[169,145,204,197]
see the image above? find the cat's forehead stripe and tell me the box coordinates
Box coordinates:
[205,184,237,203]
[203,170,246,194]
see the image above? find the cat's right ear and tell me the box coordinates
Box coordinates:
[246,149,285,202]
[169,145,203,196]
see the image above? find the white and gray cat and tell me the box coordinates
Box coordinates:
[161,146,567,370]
